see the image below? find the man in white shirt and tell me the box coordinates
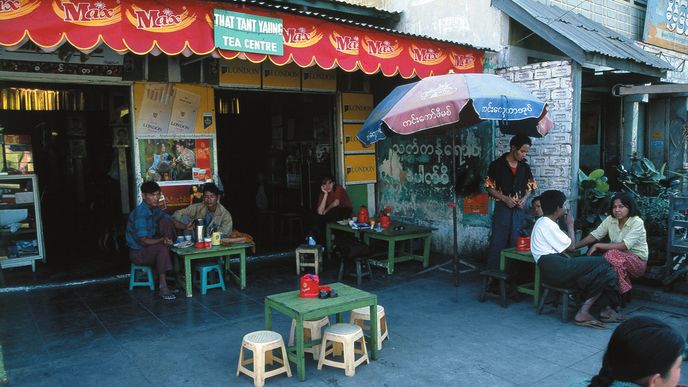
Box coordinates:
[531,190,618,329]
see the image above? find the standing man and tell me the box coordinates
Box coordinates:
[173,183,233,236]
[484,135,537,270]
[126,181,191,300]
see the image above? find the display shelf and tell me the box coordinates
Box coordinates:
[0,175,45,272]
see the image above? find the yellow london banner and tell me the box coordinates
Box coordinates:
[344,153,377,184]
[262,61,301,90]
[133,82,215,135]
[343,124,374,153]
[219,59,261,88]
[342,93,373,121]
[301,66,336,91]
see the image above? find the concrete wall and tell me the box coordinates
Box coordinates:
[543,0,647,40]
[496,61,578,199]
[340,0,508,51]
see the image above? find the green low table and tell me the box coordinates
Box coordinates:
[499,247,540,306]
[264,282,378,381]
[324,222,362,257]
[363,222,433,275]
[171,242,252,297]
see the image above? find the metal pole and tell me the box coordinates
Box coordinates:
[452,127,459,287]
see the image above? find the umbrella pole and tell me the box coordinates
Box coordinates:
[452,127,459,287]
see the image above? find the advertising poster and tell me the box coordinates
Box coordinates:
[262,61,301,90]
[342,93,373,122]
[344,153,377,184]
[133,83,216,135]
[643,0,688,54]
[302,66,336,91]
[343,123,375,153]
[160,184,205,214]
[138,138,213,182]
[219,59,261,88]
[463,192,489,215]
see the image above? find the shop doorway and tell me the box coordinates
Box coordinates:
[215,90,335,252]
[0,83,131,279]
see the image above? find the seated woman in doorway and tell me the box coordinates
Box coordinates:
[575,192,648,307]
[576,316,684,387]
[311,175,353,242]
[530,190,620,329]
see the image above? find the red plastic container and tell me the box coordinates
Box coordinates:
[299,274,320,298]
[516,236,530,251]
[357,206,369,224]
[380,214,391,228]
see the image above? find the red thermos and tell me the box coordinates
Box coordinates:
[357,206,369,223]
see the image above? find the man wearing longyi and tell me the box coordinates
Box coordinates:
[126,181,190,300]
[172,183,233,236]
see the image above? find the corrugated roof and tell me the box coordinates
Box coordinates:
[217,0,493,51]
[321,0,402,15]
[495,0,672,70]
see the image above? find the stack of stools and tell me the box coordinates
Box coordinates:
[237,330,291,387]
[129,264,155,291]
[317,323,369,377]
[295,244,323,275]
[287,316,330,360]
[336,239,373,286]
[537,283,580,323]
[350,305,389,351]
[193,262,226,295]
[477,269,512,308]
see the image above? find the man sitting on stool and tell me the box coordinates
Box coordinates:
[173,182,233,237]
[126,181,190,300]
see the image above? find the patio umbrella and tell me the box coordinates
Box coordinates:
[355,73,553,286]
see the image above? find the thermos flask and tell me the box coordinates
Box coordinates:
[194,218,206,243]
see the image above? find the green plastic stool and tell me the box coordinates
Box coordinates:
[129,264,155,291]
[194,263,226,295]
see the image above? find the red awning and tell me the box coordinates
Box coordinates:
[0,0,484,78]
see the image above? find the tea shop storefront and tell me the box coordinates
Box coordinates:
[0,0,486,266]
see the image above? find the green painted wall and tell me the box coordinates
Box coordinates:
[346,184,368,213]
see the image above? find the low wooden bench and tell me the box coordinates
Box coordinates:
[537,283,580,323]
[478,270,512,308]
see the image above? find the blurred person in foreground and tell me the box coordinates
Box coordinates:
[571,316,684,387]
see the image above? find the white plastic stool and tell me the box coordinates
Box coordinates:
[236,330,292,387]
[350,305,389,351]
[295,244,323,275]
[288,316,330,360]
[317,323,369,377]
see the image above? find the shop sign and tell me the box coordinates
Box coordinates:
[0,59,121,77]
[343,124,374,153]
[342,93,373,122]
[262,61,300,90]
[643,0,688,54]
[344,154,377,184]
[213,9,283,55]
[219,59,261,88]
[301,66,336,91]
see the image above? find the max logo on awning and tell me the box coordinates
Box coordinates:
[126,5,195,31]
[283,27,322,48]
[362,36,402,59]
[61,1,115,21]
[0,0,20,12]
[330,31,359,55]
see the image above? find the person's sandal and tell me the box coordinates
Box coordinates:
[160,289,176,300]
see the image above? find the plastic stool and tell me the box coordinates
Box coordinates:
[237,330,291,387]
[193,262,226,295]
[129,264,154,291]
[350,305,389,351]
[288,316,330,360]
[317,323,369,377]
[478,270,511,308]
[295,244,323,275]
[537,283,579,323]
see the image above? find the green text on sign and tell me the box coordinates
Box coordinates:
[213,9,284,56]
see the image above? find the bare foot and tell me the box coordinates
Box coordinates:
[574,311,597,323]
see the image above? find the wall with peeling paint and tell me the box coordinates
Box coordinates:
[376,122,494,256]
